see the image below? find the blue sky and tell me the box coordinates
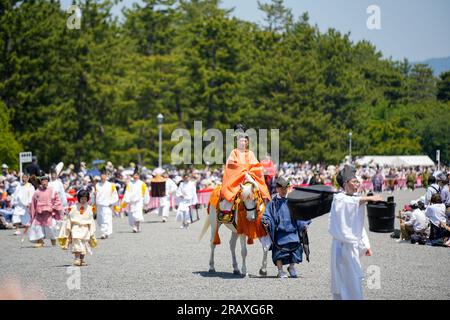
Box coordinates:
[60,0,450,62]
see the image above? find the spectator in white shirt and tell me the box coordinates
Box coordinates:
[425,173,447,206]
[425,193,449,244]
[404,201,428,233]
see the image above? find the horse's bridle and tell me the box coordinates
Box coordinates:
[243,202,256,212]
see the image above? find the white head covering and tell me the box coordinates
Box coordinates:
[153,167,165,176]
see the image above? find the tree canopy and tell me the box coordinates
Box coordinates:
[1,0,448,170]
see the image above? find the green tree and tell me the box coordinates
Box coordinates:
[257,0,293,33]
[176,0,249,130]
[407,64,437,102]
[123,0,179,56]
[0,100,21,168]
[0,0,69,167]
[437,71,450,102]
[1,0,447,167]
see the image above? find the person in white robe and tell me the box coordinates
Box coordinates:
[49,169,69,236]
[49,169,68,209]
[176,174,197,229]
[156,170,178,222]
[94,169,119,239]
[328,165,383,300]
[152,168,178,222]
[122,168,150,233]
[12,173,35,235]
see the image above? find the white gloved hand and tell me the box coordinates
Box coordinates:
[244,173,258,188]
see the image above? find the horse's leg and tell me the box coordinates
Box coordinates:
[230,232,240,275]
[239,235,248,276]
[209,242,217,273]
[209,209,218,273]
[259,246,268,276]
[209,240,217,273]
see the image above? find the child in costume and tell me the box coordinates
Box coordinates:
[262,176,310,278]
[58,189,97,266]
[29,174,63,247]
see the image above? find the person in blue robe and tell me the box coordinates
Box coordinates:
[262,176,311,278]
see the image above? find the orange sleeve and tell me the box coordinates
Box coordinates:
[220,150,245,202]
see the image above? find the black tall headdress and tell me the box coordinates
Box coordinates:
[234,123,248,139]
[336,165,356,188]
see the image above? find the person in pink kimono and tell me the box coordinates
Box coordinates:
[29,174,64,248]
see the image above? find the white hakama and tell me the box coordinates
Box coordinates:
[28,218,59,241]
[96,205,113,236]
[12,205,31,226]
[128,201,144,226]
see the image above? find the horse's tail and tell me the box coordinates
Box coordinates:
[198,210,211,241]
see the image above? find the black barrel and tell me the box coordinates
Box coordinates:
[287,185,335,220]
[367,198,396,233]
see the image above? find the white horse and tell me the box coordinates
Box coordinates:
[199,182,270,276]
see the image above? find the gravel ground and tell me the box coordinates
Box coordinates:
[1,188,449,300]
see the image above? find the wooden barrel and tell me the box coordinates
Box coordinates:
[367,200,396,233]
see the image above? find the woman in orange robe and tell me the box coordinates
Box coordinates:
[219,130,271,213]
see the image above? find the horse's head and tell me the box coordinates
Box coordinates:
[240,182,257,221]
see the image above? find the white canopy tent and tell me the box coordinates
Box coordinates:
[355,155,435,168]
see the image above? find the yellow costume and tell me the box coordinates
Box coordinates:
[58,203,97,255]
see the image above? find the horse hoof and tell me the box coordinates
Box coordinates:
[259,269,267,276]
[208,268,216,273]
[233,270,241,275]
